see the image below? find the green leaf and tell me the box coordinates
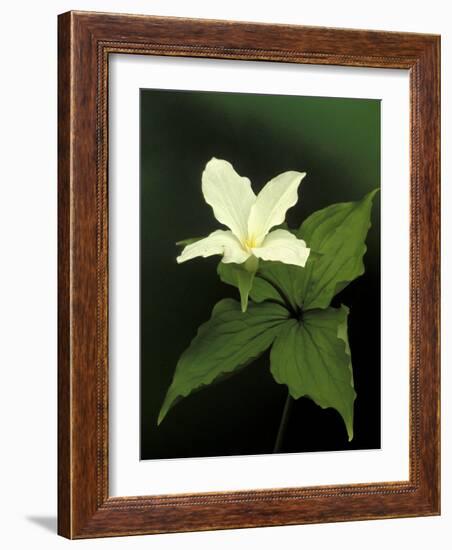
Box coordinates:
[245,189,378,311]
[217,257,259,312]
[218,261,285,307]
[270,305,356,441]
[254,262,305,312]
[297,189,379,309]
[176,237,202,246]
[158,298,290,425]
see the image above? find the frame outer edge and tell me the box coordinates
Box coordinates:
[409,37,441,516]
[421,35,441,514]
[57,11,73,539]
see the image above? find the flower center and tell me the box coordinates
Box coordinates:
[243,236,257,252]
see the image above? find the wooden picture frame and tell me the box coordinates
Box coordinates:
[58,10,440,539]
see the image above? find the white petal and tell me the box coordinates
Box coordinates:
[252,229,310,267]
[248,171,306,244]
[202,158,256,243]
[177,230,250,265]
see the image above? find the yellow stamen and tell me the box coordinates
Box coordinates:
[244,237,257,252]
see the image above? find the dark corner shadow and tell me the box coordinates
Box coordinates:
[26,515,57,534]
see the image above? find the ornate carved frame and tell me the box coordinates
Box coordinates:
[58,11,440,538]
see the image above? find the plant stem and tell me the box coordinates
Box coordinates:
[256,274,297,317]
[273,391,293,453]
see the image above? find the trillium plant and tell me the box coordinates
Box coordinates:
[158,157,378,446]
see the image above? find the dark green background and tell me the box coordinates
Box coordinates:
[140,89,381,460]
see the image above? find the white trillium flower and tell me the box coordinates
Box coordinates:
[177,158,310,269]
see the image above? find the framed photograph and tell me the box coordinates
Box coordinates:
[58,11,440,538]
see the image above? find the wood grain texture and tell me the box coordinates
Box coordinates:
[57,10,72,538]
[57,10,440,539]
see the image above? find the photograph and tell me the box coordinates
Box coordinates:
[139,89,381,460]
[51,7,441,540]
[0,0,446,547]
